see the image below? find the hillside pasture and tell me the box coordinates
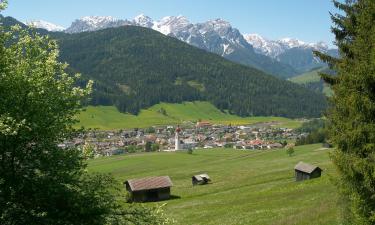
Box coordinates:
[88,144,339,225]
[76,101,303,130]
[289,67,333,97]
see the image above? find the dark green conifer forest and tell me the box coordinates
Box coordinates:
[315,0,375,224]
[55,26,327,118]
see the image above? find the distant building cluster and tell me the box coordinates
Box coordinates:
[59,121,303,157]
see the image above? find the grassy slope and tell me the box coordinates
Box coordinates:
[290,67,333,97]
[88,144,338,225]
[76,101,302,130]
[289,68,324,84]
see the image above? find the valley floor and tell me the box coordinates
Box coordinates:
[88,144,339,225]
[76,102,303,130]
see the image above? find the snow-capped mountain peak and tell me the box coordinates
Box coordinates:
[80,16,118,25]
[309,41,329,51]
[25,20,65,32]
[133,14,154,28]
[28,14,336,76]
[199,19,232,35]
[153,15,191,35]
[243,33,284,57]
[243,34,267,48]
[157,15,190,26]
[65,16,130,33]
[278,38,306,48]
[207,18,231,28]
[244,33,331,58]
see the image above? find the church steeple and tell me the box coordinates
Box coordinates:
[175,125,181,150]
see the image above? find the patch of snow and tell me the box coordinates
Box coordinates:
[26,20,65,32]
[133,14,154,28]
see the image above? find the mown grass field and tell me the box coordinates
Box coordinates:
[76,101,302,130]
[88,144,339,225]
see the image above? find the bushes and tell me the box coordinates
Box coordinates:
[295,119,327,146]
[296,128,327,146]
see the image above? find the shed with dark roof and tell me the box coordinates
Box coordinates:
[124,176,173,202]
[294,161,322,181]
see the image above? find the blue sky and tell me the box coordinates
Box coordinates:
[3,0,338,46]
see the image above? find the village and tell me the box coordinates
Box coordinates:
[60,121,306,157]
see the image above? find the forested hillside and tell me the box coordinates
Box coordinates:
[54,26,327,118]
[1,15,327,118]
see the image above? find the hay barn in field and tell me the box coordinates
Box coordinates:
[192,173,211,185]
[294,161,322,181]
[124,176,173,202]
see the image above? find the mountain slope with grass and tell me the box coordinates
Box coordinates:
[76,101,303,130]
[290,67,333,96]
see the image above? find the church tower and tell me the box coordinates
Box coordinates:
[175,126,181,150]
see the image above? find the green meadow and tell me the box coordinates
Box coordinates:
[88,144,339,225]
[289,68,333,97]
[289,68,324,84]
[76,101,302,130]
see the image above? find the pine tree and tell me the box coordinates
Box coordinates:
[315,0,375,224]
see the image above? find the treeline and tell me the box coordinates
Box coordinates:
[295,119,327,145]
[296,67,336,95]
[0,15,328,118]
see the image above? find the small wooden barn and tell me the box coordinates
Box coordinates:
[192,173,211,185]
[124,176,173,202]
[294,161,322,181]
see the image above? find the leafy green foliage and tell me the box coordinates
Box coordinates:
[296,129,327,146]
[82,142,96,159]
[316,1,375,224]
[126,145,143,153]
[151,143,160,152]
[0,23,171,224]
[0,0,7,10]
[295,119,327,146]
[286,147,295,156]
[145,142,152,152]
[296,118,326,133]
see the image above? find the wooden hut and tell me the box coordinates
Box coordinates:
[124,176,173,202]
[294,162,322,181]
[192,173,211,185]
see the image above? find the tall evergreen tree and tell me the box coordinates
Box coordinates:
[315,0,375,224]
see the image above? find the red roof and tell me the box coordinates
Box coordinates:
[125,176,173,192]
[249,140,263,145]
[196,121,212,127]
[145,135,157,141]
